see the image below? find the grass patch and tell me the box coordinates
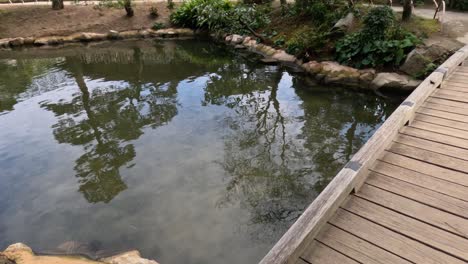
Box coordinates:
[398,12,440,38]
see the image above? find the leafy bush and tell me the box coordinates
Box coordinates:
[170,0,269,34]
[285,26,329,56]
[362,6,394,40]
[453,0,468,10]
[152,22,166,30]
[170,0,233,30]
[336,6,420,68]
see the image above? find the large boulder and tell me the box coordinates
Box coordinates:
[230,34,244,44]
[9,37,24,47]
[319,61,361,87]
[100,250,159,264]
[400,38,463,77]
[0,253,14,264]
[332,12,355,33]
[371,72,421,92]
[34,36,63,46]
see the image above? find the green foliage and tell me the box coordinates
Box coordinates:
[285,26,330,56]
[170,0,233,30]
[453,0,468,10]
[362,6,394,40]
[336,6,420,68]
[152,22,166,30]
[97,0,125,9]
[170,0,269,34]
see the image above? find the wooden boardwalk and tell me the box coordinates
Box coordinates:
[261,46,468,264]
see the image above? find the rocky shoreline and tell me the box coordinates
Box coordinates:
[0,243,159,264]
[221,33,423,92]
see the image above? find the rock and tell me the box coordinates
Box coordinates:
[100,250,159,264]
[34,36,63,46]
[242,36,251,45]
[0,39,11,48]
[0,253,14,264]
[370,72,421,91]
[332,12,355,32]
[139,30,150,38]
[173,28,194,37]
[260,58,279,64]
[400,40,463,77]
[62,33,83,43]
[9,37,24,47]
[108,30,120,39]
[225,35,233,42]
[304,61,322,74]
[230,34,244,44]
[234,44,246,49]
[272,50,296,62]
[81,32,107,42]
[119,30,140,39]
[319,61,361,87]
[359,68,376,87]
[24,37,35,45]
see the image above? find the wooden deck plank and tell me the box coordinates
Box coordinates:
[343,196,468,260]
[380,152,468,188]
[388,142,468,173]
[443,80,468,88]
[426,97,468,109]
[294,258,311,264]
[366,172,468,219]
[432,89,468,103]
[409,120,468,140]
[315,223,411,264]
[400,126,468,149]
[371,160,468,199]
[300,240,359,264]
[395,131,468,160]
[423,101,468,115]
[355,184,468,236]
[416,107,468,123]
[414,114,468,131]
[329,208,466,264]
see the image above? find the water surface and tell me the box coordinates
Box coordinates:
[0,40,399,264]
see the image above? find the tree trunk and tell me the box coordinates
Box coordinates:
[402,0,413,21]
[52,0,64,10]
[124,0,134,17]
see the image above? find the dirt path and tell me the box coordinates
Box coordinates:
[0,2,172,38]
[393,6,468,44]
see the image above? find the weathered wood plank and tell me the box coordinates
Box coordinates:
[443,80,468,88]
[294,258,310,264]
[388,142,468,173]
[330,208,466,264]
[417,107,468,123]
[315,223,411,264]
[408,121,468,141]
[371,160,468,199]
[394,133,468,160]
[414,114,468,131]
[356,184,468,236]
[300,240,359,264]
[426,97,468,109]
[343,196,468,260]
[402,125,468,146]
[366,172,468,218]
[432,89,468,103]
[423,101,468,115]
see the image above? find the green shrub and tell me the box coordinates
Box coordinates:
[152,22,166,30]
[170,0,233,30]
[362,6,395,40]
[453,0,468,10]
[285,26,329,56]
[336,6,420,68]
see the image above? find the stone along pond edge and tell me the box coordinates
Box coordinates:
[0,28,421,92]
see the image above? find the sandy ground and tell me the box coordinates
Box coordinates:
[0,2,172,38]
[393,6,468,44]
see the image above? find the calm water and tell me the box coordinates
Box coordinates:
[0,40,399,264]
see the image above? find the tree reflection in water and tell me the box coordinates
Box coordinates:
[40,54,179,203]
[206,61,397,239]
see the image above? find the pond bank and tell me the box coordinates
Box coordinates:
[220,33,422,93]
[1,243,159,264]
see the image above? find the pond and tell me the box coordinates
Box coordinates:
[0,39,400,264]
